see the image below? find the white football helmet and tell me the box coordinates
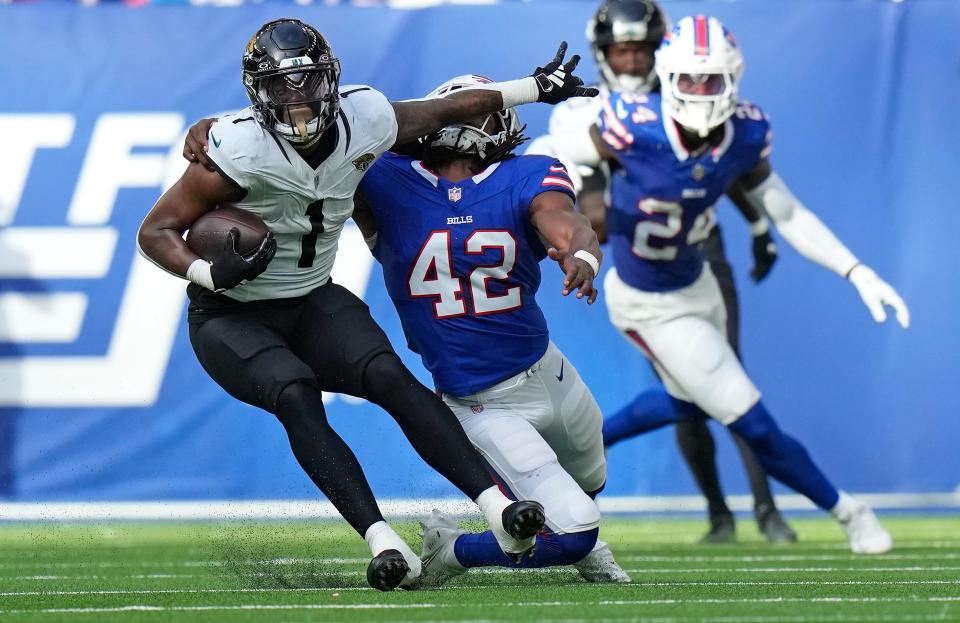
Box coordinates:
[421,74,527,163]
[655,15,744,137]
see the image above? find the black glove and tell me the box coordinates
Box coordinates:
[750,230,778,283]
[531,42,599,104]
[210,228,277,291]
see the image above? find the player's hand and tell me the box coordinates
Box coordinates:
[531,42,599,104]
[847,264,910,329]
[548,247,598,304]
[209,228,277,292]
[750,230,778,282]
[183,117,218,171]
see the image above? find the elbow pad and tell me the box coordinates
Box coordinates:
[745,173,859,277]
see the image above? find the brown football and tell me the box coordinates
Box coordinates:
[186,207,268,261]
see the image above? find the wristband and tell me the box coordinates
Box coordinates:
[749,216,770,237]
[844,261,863,281]
[487,77,539,108]
[573,250,601,276]
[186,258,216,291]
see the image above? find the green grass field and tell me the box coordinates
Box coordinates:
[0,516,957,622]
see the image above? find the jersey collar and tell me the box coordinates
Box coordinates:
[661,101,735,163]
[410,160,502,186]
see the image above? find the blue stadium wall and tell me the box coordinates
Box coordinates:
[0,0,957,504]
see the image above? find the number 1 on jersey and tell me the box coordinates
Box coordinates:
[409,230,521,319]
[297,200,325,268]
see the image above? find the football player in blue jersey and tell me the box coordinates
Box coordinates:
[527,0,796,545]
[351,74,630,587]
[592,15,909,554]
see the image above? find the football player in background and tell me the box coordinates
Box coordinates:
[351,74,628,587]
[593,15,909,554]
[142,18,597,590]
[526,0,794,544]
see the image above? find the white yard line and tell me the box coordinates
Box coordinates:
[0,492,956,521]
[1,580,957,597]
[1,595,958,615]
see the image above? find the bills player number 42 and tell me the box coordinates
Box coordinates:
[408,229,521,318]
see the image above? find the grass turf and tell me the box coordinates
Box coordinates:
[0,516,957,622]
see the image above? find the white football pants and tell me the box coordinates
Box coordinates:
[442,341,605,534]
[604,264,761,425]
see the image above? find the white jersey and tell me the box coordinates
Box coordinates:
[524,93,603,192]
[205,86,398,302]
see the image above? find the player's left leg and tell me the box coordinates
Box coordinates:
[295,281,543,559]
[706,228,795,543]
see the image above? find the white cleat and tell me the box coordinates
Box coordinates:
[406,510,468,589]
[574,540,631,583]
[833,492,893,554]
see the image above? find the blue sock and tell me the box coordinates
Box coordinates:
[603,389,703,447]
[728,401,839,509]
[453,528,599,569]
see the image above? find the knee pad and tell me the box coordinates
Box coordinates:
[728,401,779,445]
[361,352,415,399]
[553,528,600,565]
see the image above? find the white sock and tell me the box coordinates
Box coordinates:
[475,486,511,532]
[364,521,422,580]
[831,491,859,522]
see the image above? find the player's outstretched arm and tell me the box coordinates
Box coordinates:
[391,42,598,145]
[738,159,910,328]
[530,190,602,304]
[137,163,275,292]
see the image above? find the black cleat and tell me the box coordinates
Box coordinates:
[502,500,546,541]
[366,549,409,592]
[756,504,798,544]
[699,512,736,544]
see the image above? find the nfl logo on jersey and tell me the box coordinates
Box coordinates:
[448,187,462,202]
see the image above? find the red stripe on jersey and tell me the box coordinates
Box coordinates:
[602,130,625,151]
[601,98,632,142]
[549,165,567,173]
[542,176,575,192]
[694,15,710,56]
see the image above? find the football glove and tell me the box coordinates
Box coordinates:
[210,228,277,292]
[847,264,910,329]
[531,42,599,104]
[750,230,779,283]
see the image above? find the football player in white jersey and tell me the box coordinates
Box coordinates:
[138,18,596,591]
[592,15,908,554]
[526,0,796,544]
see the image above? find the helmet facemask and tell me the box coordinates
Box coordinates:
[242,19,341,148]
[660,69,739,137]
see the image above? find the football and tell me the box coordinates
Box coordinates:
[185,206,269,261]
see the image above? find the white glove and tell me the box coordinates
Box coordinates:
[847,264,910,328]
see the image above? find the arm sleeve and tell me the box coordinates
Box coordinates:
[745,172,859,277]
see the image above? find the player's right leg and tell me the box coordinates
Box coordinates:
[604,267,891,553]
[187,304,417,590]
[293,281,544,561]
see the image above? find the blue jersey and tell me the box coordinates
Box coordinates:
[360,151,576,396]
[597,92,771,292]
